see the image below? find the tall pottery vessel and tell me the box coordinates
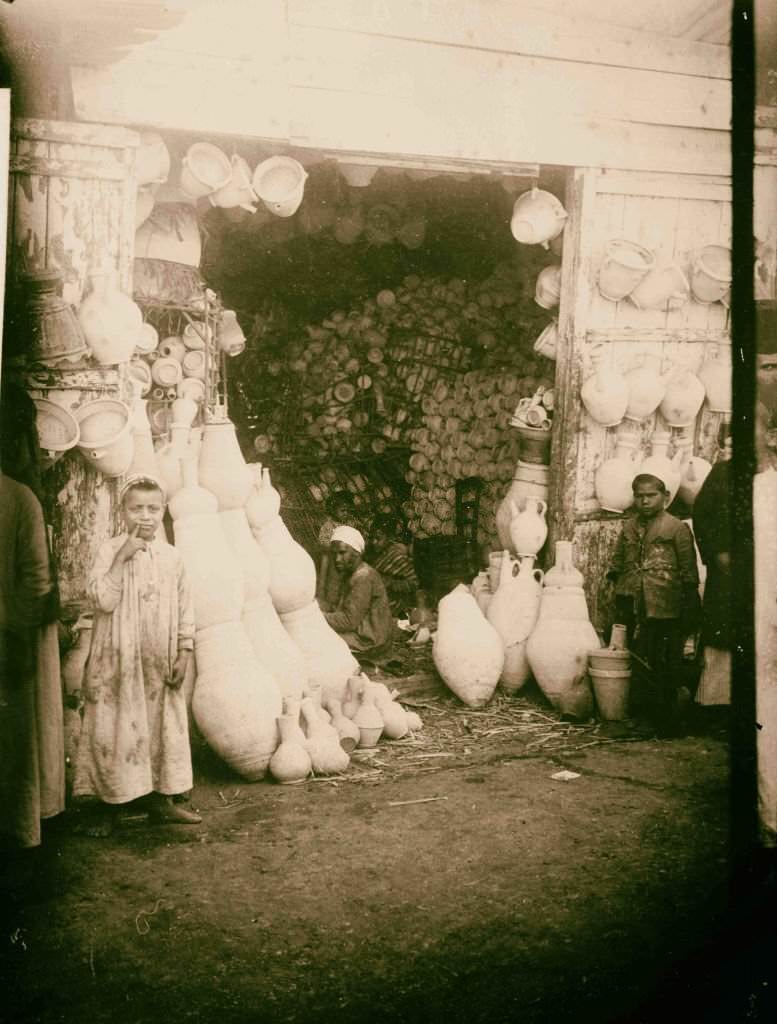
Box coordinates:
[433,584,504,707]
[486,553,543,693]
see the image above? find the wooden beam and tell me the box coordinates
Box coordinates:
[287,0,731,80]
[10,155,129,181]
[12,117,139,149]
[586,328,731,344]
[595,170,731,202]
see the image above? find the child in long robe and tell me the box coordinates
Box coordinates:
[73,476,201,834]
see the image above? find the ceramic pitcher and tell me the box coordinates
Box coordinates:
[508,498,548,558]
[698,343,732,414]
[658,366,706,427]
[623,357,669,423]
[580,347,629,427]
[594,433,643,513]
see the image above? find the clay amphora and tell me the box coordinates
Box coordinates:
[542,540,584,589]
[508,498,548,558]
[487,553,543,693]
[198,420,254,510]
[193,620,282,780]
[597,239,654,301]
[526,548,599,718]
[300,697,350,774]
[595,434,642,513]
[698,344,732,415]
[269,713,312,784]
[433,584,504,708]
[641,433,683,503]
[659,367,706,427]
[326,697,361,753]
[581,348,629,427]
[221,506,307,699]
[171,457,245,628]
[628,263,690,311]
[495,462,550,550]
[280,601,359,704]
[352,688,385,748]
[78,271,142,365]
[623,358,669,423]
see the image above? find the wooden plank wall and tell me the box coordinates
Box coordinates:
[550,168,736,631]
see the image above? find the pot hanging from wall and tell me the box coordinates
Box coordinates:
[78,271,142,365]
[580,346,629,427]
[22,268,88,366]
[534,265,562,309]
[74,398,134,477]
[628,262,690,311]
[658,365,706,427]
[179,142,232,199]
[510,188,568,248]
[253,156,308,218]
[690,245,732,305]
[33,398,80,471]
[698,343,732,415]
[594,432,643,513]
[597,239,654,302]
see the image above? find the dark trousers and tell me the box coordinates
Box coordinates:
[614,598,685,730]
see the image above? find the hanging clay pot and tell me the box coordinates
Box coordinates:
[640,433,683,503]
[433,584,504,708]
[268,713,312,784]
[78,271,143,365]
[534,265,562,310]
[628,263,690,311]
[597,239,654,302]
[698,343,732,415]
[510,188,568,248]
[623,357,669,423]
[658,366,706,427]
[352,687,385,748]
[676,447,713,508]
[33,398,80,471]
[171,457,246,628]
[198,420,254,510]
[526,542,599,718]
[486,552,544,693]
[508,498,548,558]
[280,601,359,704]
[74,398,134,478]
[595,433,643,513]
[209,154,259,213]
[180,142,232,199]
[22,268,88,366]
[220,506,307,699]
[218,310,246,357]
[192,620,282,780]
[300,697,350,774]
[690,245,732,305]
[533,320,558,361]
[581,346,629,427]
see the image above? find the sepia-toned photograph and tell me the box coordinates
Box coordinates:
[0,2,775,1021]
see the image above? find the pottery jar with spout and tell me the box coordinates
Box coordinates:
[433,584,504,708]
[623,357,669,423]
[595,433,643,513]
[352,688,385,748]
[659,366,706,427]
[628,263,690,311]
[171,457,245,628]
[245,465,282,531]
[486,552,543,693]
[192,620,282,780]
[698,343,732,415]
[280,601,359,704]
[581,346,629,427]
[325,698,361,753]
[198,420,254,510]
[300,697,350,774]
[510,188,568,248]
[268,713,312,784]
[640,433,683,504]
[526,543,599,719]
[78,271,143,365]
[597,239,654,302]
[508,498,548,558]
[364,681,409,740]
[495,461,550,550]
[220,506,307,699]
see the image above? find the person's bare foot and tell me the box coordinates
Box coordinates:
[147,794,202,825]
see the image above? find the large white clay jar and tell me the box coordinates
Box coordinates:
[192,619,281,781]
[526,541,598,718]
[198,420,254,510]
[658,366,706,428]
[508,498,548,558]
[220,507,307,699]
[486,553,544,693]
[170,457,245,628]
[495,461,550,551]
[433,584,504,707]
[623,357,668,424]
[675,437,713,508]
[248,467,317,613]
[641,433,683,504]
[280,601,359,704]
[580,346,629,427]
[595,432,642,513]
[697,343,732,415]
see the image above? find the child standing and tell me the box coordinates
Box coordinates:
[73,476,201,834]
[607,472,700,736]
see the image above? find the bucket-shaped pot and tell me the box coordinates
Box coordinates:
[588,647,631,673]
[589,666,631,721]
[33,398,80,470]
[690,245,731,305]
[74,399,134,477]
[533,320,558,361]
[340,162,378,187]
[179,142,232,199]
[209,155,258,212]
[628,263,690,311]
[134,203,202,267]
[253,156,308,218]
[598,240,654,301]
[534,265,562,309]
[510,188,567,248]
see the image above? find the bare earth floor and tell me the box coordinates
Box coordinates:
[1,696,774,1024]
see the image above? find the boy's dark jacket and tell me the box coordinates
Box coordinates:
[608,509,699,619]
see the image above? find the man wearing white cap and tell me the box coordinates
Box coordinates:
[607,469,700,736]
[320,525,396,657]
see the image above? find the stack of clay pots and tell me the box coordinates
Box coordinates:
[587,625,631,721]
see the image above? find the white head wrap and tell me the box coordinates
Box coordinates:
[331,524,365,554]
[119,473,166,505]
[632,469,669,493]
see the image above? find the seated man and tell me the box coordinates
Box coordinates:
[366,515,419,616]
[320,525,396,657]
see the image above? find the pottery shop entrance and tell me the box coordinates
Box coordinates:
[196,150,566,597]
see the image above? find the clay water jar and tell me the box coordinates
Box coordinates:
[597,239,654,302]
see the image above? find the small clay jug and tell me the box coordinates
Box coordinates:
[326,698,361,753]
[342,674,364,720]
[508,498,548,558]
[269,713,312,784]
[300,697,350,774]
[352,688,384,748]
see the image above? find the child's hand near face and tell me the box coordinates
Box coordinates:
[119,524,147,561]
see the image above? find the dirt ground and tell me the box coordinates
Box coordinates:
[1,688,775,1024]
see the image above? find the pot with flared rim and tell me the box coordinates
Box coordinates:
[74,398,134,478]
[533,320,558,361]
[33,398,80,470]
[628,262,690,311]
[598,239,654,301]
[253,156,308,218]
[179,142,232,199]
[209,155,259,213]
[690,245,732,305]
[510,188,567,248]
[589,667,631,721]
